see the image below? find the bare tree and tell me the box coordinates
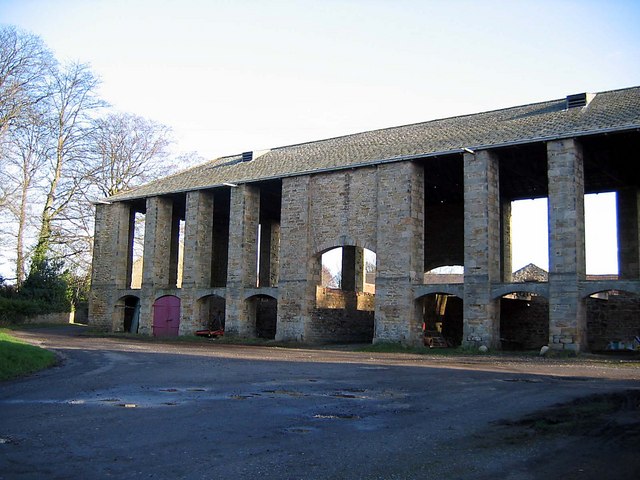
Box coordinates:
[88,112,173,197]
[0,26,53,138]
[0,26,184,282]
[1,108,49,284]
[31,61,105,267]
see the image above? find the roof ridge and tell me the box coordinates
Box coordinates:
[250,85,640,155]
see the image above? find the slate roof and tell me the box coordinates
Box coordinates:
[110,86,640,202]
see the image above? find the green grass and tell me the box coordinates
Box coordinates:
[0,330,57,381]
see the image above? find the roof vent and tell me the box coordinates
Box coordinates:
[241,149,270,162]
[566,92,595,109]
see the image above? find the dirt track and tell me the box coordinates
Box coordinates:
[1,326,639,479]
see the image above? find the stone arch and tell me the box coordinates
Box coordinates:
[415,292,463,347]
[196,294,226,331]
[581,282,640,299]
[114,295,141,333]
[414,285,464,300]
[492,283,549,301]
[315,237,376,258]
[498,290,549,350]
[246,294,278,340]
[424,259,464,275]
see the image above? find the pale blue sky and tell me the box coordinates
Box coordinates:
[1,0,637,275]
[2,0,638,157]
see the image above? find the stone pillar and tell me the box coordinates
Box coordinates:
[341,246,364,292]
[547,139,587,351]
[277,176,316,342]
[617,187,640,280]
[269,222,280,286]
[142,196,177,289]
[88,201,133,331]
[374,162,424,346]
[258,220,280,287]
[501,199,513,283]
[182,191,214,288]
[463,150,501,349]
[225,185,260,336]
[180,190,214,334]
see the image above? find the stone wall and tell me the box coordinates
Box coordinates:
[308,308,374,344]
[315,287,375,311]
[500,296,549,350]
[21,312,73,325]
[307,167,379,252]
[587,292,640,351]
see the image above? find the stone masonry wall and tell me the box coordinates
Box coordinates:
[89,202,133,331]
[500,296,549,350]
[308,309,375,344]
[308,167,378,253]
[587,292,640,351]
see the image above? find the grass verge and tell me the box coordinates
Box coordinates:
[0,330,57,381]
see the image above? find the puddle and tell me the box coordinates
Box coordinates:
[262,389,307,398]
[313,413,361,420]
[284,427,318,434]
[230,393,262,400]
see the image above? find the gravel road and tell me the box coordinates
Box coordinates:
[1,325,638,479]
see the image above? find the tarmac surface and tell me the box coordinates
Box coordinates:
[1,325,639,479]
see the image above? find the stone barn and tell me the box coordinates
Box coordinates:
[89,86,640,352]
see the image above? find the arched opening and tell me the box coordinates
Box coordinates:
[247,295,278,340]
[115,295,141,333]
[320,246,376,291]
[312,245,375,343]
[196,295,226,331]
[499,291,549,350]
[152,295,181,337]
[586,289,640,352]
[417,293,463,348]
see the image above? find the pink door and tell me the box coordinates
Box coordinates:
[152,296,181,337]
